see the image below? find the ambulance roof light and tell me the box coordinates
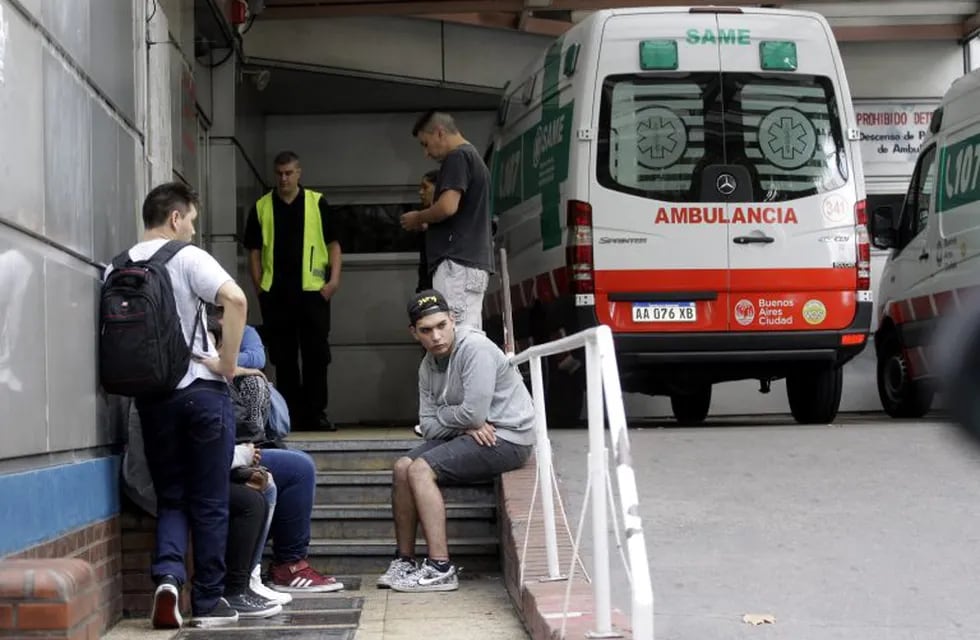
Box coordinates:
[760,40,798,71]
[639,40,678,71]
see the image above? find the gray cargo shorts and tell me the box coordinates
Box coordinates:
[405,435,532,485]
[432,259,489,329]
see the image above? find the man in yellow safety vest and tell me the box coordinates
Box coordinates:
[243,150,342,431]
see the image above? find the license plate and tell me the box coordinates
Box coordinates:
[632,302,697,323]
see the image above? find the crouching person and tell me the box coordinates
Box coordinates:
[380,289,534,592]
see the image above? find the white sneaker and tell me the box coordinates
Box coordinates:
[413,424,423,437]
[389,558,459,593]
[250,565,292,605]
[377,557,417,588]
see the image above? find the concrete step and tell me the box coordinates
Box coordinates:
[315,470,494,505]
[309,503,498,540]
[281,437,503,576]
[301,537,501,575]
[292,439,419,472]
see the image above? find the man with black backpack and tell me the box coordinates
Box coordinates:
[101,182,248,629]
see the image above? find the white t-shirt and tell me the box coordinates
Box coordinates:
[105,239,234,389]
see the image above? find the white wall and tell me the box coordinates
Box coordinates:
[839,41,964,99]
[0,0,146,466]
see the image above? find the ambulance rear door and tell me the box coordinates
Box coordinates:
[715,10,860,333]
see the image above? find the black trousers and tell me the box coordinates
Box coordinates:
[259,290,332,429]
[226,483,268,594]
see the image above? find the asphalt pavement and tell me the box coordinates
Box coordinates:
[550,413,980,640]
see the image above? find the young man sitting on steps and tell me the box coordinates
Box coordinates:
[379,289,535,592]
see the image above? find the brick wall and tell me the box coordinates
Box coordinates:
[0,515,121,638]
[119,505,157,618]
[119,502,193,618]
[498,456,634,639]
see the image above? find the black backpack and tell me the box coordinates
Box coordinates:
[99,240,206,398]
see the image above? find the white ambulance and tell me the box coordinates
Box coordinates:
[869,68,980,418]
[485,6,872,425]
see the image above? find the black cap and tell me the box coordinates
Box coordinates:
[408,289,451,325]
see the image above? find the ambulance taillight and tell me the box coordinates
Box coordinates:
[566,200,594,295]
[855,199,871,291]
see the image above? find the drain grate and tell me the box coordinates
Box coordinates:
[175,591,363,638]
[177,629,354,639]
[236,609,361,627]
[287,596,363,611]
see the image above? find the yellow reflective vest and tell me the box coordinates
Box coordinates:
[255,189,329,292]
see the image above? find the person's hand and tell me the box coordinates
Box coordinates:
[253,446,262,466]
[320,280,339,302]
[196,356,234,382]
[400,211,424,232]
[234,366,266,380]
[469,422,497,447]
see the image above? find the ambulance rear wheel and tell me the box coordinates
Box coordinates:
[670,385,712,425]
[876,337,933,418]
[786,366,842,424]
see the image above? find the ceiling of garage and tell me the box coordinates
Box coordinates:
[242,59,502,114]
[257,0,980,40]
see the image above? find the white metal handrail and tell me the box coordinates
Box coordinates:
[510,326,654,640]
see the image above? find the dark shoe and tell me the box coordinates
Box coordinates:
[151,575,182,629]
[226,591,283,619]
[190,597,239,628]
[317,415,338,432]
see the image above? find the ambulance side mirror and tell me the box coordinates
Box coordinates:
[869,205,896,250]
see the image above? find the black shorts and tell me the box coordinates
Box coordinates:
[406,435,532,485]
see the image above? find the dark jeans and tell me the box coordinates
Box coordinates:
[260,291,331,428]
[260,448,316,564]
[135,379,235,615]
[226,483,268,594]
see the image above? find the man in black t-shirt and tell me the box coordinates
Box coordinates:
[401,111,493,329]
[243,151,342,431]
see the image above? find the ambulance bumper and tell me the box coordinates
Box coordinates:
[587,301,872,367]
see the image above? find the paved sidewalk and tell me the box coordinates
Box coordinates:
[354,573,529,639]
[103,573,529,639]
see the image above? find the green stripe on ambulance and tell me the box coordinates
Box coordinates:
[938,132,980,213]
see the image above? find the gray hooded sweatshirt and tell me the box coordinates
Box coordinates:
[418,325,535,446]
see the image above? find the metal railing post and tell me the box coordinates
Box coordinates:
[585,335,613,636]
[597,326,654,640]
[498,247,515,356]
[530,355,561,580]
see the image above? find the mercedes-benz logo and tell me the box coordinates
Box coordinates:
[716,173,737,195]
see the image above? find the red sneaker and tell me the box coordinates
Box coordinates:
[268,559,345,593]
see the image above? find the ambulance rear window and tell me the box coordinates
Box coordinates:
[597,72,848,203]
